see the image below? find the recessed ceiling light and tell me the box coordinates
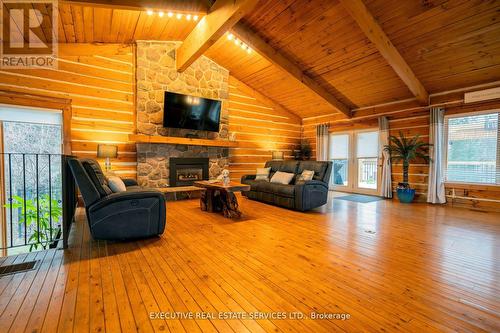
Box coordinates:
[176,13,182,19]
[193,15,199,21]
[186,14,192,20]
[227,33,234,40]
[167,12,173,17]
[247,48,252,54]
[158,11,164,17]
[234,39,240,45]
[146,9,153,16]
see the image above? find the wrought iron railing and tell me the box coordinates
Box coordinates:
[359,158,378,186]
[0,153,77,252]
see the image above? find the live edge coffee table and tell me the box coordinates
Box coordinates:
[193,181,250,218]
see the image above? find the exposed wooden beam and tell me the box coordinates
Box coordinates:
[232,23,352,118]
[176,0,259,72]
[339,0,429,105]
[59,0,210,15]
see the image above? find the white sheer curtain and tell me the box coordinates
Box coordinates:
[316,123,330,161]
[427,107,446,204]
[378,116,392,198]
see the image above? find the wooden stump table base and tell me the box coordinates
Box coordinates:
[220,191,242,219]
[195,181,250,219]
[200,189,242,218]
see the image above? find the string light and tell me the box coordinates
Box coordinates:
[228,34,252,54]
[146,10,199,21]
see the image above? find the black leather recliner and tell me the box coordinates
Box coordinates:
[68,158,166,240]
[241,160,332,211]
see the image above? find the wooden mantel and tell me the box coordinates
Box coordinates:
[130,134,238,147]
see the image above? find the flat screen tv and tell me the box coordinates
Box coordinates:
[163,92,221,132]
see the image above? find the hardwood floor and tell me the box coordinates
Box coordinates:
[0,194,499,332]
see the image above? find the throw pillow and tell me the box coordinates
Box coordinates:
[297,169,315,182]
[107,176,127,193]
[270,171,295,185]
[255,167,271,181]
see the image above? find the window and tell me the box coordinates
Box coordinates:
[445,111,500,184]
[329,134,349,186]
[356,131,379,189]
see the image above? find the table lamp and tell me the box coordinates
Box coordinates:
[97,144,118,171]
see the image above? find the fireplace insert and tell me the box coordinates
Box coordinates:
[169,157,209,187]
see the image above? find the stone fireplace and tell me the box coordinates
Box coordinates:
[135,41,230,188]
[137,143,228,188]
[169,157,208,187]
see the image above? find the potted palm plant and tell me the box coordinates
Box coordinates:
[384,131,432,203]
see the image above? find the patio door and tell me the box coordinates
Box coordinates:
[0,105,63,255]
[329,129,379,194]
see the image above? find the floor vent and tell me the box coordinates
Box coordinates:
[0,261,38,276]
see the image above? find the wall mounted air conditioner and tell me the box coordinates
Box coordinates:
[464,87,500,104]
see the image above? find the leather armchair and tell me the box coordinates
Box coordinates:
[122,178,139,187]
[68,158,166,240]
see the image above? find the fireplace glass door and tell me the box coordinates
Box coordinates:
[169,158,209,187]
[176,166,203,182]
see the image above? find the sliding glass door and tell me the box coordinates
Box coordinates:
[329,129,380,194]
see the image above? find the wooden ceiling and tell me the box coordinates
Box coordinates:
[3,0,500,119]
[229,0,500,117]
[57,4,200,42]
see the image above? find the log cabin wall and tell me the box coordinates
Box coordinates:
[0,43,137,178]
[0,42,303,183]
[1,40,496,211]
[227,76,302,182]
[302,95,500,212]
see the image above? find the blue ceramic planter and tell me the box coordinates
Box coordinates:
[397,188,415,203]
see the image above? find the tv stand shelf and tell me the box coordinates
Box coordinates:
[130,134,238,147]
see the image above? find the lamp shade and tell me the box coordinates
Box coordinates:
[272,151,284,160]
[97,144,118,158]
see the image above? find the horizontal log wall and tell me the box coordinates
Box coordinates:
[227,76,302,182]
[2,45,302,181]
[0,43,137,178]
[302,98,500,212]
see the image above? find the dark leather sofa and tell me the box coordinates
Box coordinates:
[68,158,166,240]
[241,160,332,211]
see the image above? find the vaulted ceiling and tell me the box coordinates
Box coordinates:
[4,0,500,119]
[215,0,500,118]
